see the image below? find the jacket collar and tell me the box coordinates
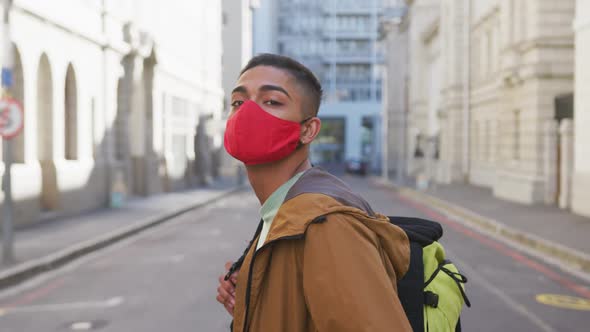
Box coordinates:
[258,167,378,246]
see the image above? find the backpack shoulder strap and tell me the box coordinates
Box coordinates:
[397,241,426,332]
[388,216,443,246]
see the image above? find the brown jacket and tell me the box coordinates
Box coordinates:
[232,168,412,332]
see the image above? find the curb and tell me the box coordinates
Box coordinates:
[0,186,244,291]
[372,177,590,275]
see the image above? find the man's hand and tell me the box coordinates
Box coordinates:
[216,261,238,316]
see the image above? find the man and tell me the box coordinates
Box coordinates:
[216,54,412,332]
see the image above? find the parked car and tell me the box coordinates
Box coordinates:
[344,158,368,175]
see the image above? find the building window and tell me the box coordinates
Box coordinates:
[91,98,96,159]
[65,64,78,160]
[494,120,500,162]
[162,93,167,155]
[37,53,54,163]
[519,0,527,43]
[481,34,488,78]
[115,79,126,161]
[473,122,479,161]
[313,117,345,163]
[510,0,516,43]
[513,110,520,160]
[510,0,527,44]
[495,23,501,69]
[171,134,187,176]
[473,37,480,81]
[487,30,493,74]
[485,120,491,161]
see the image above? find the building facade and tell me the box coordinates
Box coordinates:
[220,0,259,179]
[382,0,470,186]
[471,0,575,205]
[572,0,590,217]
[0,0,224,226]
[253,0,278,55]
[404,0,444,184]
[383,0,584,213]
[379,0,409,182]
[253,0,384,168]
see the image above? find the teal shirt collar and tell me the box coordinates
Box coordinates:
[260,171,305,224]
[257,171,305,250]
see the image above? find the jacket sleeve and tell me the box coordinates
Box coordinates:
[302,215,412,332]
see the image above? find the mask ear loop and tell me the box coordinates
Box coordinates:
[300,117,313,125]
[296,117,314,149]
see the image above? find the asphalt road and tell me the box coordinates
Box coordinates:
[0,174,589,331]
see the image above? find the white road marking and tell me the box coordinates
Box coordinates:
[0,296,123,316]
[70,321,93,330]
[140,254,185,264]
[169,254,185,263]
[447,249,557,332]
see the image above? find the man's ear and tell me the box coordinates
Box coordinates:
[300,117,321,145]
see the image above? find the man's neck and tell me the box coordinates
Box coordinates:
[246,151,312,205]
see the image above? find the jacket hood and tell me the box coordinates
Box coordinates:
[262,167,410,280]
[285,167,376,216]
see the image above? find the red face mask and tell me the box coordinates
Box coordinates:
[224,100,309,165]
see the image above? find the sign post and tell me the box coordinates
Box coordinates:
[1,0,16,265]
[2,130,14,264]
[0,96,23,265]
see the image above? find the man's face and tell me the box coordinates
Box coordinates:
[230,66,305,123]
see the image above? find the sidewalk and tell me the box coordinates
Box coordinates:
[0,177,243,289]
[424,183,590,253]
[376,177,590,274]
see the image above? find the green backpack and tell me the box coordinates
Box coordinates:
[389,216,471,332]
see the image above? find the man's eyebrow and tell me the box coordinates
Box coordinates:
[259,85,292,100]
[231,84,292,100]
[231,85,248,95]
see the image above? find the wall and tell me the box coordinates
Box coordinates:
[0,0,224,226]
[572,0,590,217]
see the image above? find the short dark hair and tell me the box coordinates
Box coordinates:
[240,53,323,117]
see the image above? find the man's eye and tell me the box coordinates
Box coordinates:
[231,100,244,107]
[264,100,282,106]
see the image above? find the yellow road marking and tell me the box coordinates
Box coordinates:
[536,294,590,311]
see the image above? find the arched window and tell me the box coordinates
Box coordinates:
[37,54,53,162]
[65,64,78,160]
[115,78,127,160]
[37,53,59,211]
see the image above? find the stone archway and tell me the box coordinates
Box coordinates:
[127,55,147,196]
[37,53,59,211]
[114,77,129,161]
[112,56,133,200]
[126,50,158,196]
[129,59,147,196]
[140,51,159,194]
[113,34,159,196]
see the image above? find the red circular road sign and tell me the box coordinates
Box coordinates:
[0,97,24,139]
